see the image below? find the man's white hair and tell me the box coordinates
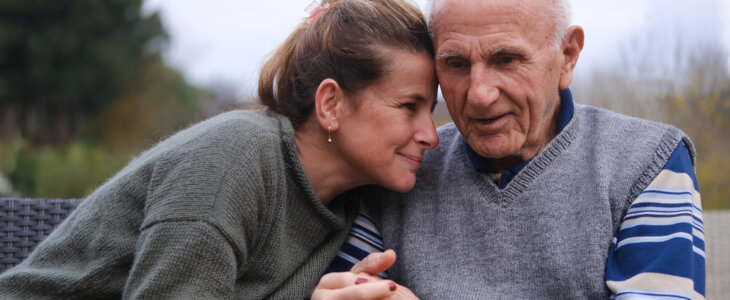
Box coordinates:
[427,0,572,50]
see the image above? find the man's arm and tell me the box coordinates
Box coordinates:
[606,141,705,299]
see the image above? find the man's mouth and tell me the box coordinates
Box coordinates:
[473,113,510,130]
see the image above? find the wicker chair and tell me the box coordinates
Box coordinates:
[0,198,84,274]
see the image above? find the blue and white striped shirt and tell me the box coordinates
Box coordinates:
[324,209,390,279]
[606,141,705,299]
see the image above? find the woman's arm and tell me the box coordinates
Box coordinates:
[123,220,239,299]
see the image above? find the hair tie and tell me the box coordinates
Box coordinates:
[304,1,331,24]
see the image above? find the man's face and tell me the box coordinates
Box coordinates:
[432,0,568,169]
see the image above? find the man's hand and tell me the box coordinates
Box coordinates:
[311,249,419,299]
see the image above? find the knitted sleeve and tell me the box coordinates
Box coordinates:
[123,220,239,298]
[605,141,705,299]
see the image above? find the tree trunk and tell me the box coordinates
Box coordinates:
[0,103,19,140]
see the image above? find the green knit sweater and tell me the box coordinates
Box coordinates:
[0,110,358,299]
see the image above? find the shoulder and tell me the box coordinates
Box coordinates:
[140,110,293,224]
[573,104,691,161]
[571,105,697,219]
[436,123,461,141]
[149,108,291,183]
[140,110,290,166]
[419,123,470,176]
[575,104,685,138]
[430,123,464,157]
[172,109,284,149]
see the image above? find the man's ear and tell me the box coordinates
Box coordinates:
[314,78,342,132]
[558,25,584,90]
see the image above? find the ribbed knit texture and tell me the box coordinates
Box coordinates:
[0,110,358,299]
[356,104,692,299]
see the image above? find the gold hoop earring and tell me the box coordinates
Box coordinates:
[327,125,332,143]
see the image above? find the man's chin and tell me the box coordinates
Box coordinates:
[465,133,520,157]
[470,143,517,160]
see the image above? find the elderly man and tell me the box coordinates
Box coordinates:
[318,0,705,299]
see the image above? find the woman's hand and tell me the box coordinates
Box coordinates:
[311,250,419,300]
[311,271,397,299]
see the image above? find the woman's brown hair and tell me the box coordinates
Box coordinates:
[258,0,433,127]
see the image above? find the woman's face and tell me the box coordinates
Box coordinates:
[336,49,439,193]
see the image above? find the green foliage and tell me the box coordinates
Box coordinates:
[3,140,132,198]
[0,0,205,198]
[0,0,167,144]
[0,138,25,196]
[0,49,204,199]
[83,60,204,151]
[0,137,24,175]
[666,67,730,210]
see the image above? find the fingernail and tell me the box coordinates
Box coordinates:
[355,278,368,285]
[389,282,397,291]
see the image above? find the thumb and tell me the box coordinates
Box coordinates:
[350,249,396,275]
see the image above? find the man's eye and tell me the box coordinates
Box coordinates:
[494,55,522,67]
[497,56,515,65]
[446,59,467,69]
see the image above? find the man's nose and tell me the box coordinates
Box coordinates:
[466,64,499,107]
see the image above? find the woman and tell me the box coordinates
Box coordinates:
[0,0,436,298]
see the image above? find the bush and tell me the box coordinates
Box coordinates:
[3,139,131,198]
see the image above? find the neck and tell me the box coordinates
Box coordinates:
[294,122,369,207]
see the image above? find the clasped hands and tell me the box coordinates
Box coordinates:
[311,250,419,299]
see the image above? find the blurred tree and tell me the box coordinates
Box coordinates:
[0,0,166,145]
[666,44,730,210]
[572,25,730,210]
[83,59,202,151]
[200,79,251,117]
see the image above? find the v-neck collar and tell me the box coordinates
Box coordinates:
[461,89,575,189]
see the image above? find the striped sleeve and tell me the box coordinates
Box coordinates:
[323,206,390,279]
[606,141,705,299]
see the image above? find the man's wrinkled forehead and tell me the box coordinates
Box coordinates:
[429,0,458,21]
[430,0,512,27]
[429,0,553,35]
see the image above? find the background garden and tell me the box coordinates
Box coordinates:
[0,0,728,211]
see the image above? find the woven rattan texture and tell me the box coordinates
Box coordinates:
[0,198,83,274]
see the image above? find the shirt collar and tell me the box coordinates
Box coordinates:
[461,88,574,186]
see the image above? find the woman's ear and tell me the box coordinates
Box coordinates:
[314,78,342,131]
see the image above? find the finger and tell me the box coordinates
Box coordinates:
[317,272,383,289]
[317,271,360,289]
[322,280,398,300]
[350,249,396,275]
[389,284,420,300]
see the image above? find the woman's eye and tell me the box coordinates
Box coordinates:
[403,103,417,111]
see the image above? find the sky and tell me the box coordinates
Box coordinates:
[142,0,730,98]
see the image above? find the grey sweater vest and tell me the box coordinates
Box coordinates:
[360,104,693,299]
